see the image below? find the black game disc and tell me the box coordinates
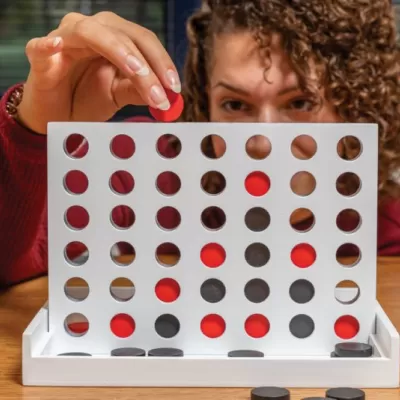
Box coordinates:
[301,398,330,400]
[334,342,373,358]
[58,352,91,356]
[148,347,184,357]
[251,386,290,400]
[111,347,146,357]
[228,350,264,358]
[325,387,365,400]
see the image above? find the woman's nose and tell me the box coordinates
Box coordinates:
[257,107,286,123]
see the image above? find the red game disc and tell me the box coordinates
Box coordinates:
[149,89,184,122]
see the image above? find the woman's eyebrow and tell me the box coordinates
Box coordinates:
[212,81,302,97]
[212,81,250,95]
[277,84,302,96]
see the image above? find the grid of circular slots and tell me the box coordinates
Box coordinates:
[286,134,364,340]
[61,133,364,341]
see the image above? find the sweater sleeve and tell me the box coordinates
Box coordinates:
[377,199,400,256]
[0,84,48,286]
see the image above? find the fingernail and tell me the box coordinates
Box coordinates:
[150,85,170,110]
[126,55,149,76]
[46,36,61,47]
[52,37,62,47]
[166,69,181,93]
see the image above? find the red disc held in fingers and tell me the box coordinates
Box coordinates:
[149,89,184,122]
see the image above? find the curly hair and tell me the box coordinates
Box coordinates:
[179,0,400,203]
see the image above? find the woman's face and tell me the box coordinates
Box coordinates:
[208,31,340,200]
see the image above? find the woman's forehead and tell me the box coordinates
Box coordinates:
[209,32,300,91]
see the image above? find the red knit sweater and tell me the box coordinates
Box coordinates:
[1,84,400,287]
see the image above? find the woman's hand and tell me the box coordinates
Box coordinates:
[17,11,181,134]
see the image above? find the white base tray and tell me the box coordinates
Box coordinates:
[22,301,400,388]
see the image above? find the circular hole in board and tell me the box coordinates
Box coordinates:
[336,209,361,233]
[110,277,135,302]
[291,135,317,160]
[156,171,181,195]
[155,278,181,303]
[64,278,89,301]
[334,315,360,339]
[156,243,180,267]
[289,314,315,339]
[201,134,226,159]
[336,243,361,267]
[290,208,315,232]
[336,172,361,197]
[110,205,135,229]
[110,134,135,159]
[109,171,135,195]
[245,243,270,267]
[64,313,89,337]
[64,242,89,266]
[244,279,270,303]
[289,279,315,304]
[245,314,270,338]
[157,134,181,158]
[110,242,135,266]
[156,206,181,230]
[335,280,360,305]
[245,171,271,196]
[201,314,226,338]
[64,133,88,158]
[155,314,180,338]
[290,171,316,196]
[200,278,226,303]
[200,243,226,268]
[201,206,226,230]
[64,206,89,230]
[245,207,270,232]
[337,135,362,161]
[246,135,271,160]
[291,243,316,268]
[110,314,136,338]
[64,170,89,195]
[201,171,226,195]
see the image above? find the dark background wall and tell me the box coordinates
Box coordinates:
[0,0,201,119]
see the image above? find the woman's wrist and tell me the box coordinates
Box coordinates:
[5,84,24,119]
[6,85,47,136]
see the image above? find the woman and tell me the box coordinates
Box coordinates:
[1,0,399,286]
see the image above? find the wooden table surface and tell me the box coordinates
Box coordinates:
[1,257,400,399]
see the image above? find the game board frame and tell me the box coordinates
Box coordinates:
[21,122,400,387]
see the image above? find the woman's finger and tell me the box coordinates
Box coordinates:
[94,12,181,93]
[25,36,63,73]
[59,18,170,110]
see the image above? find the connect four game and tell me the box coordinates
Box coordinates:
[22,120,400,388]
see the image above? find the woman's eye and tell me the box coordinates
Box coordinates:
[289,98,316,111]
[221,100,248,112]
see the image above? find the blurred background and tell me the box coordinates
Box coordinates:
[0,0,200,119]
[0,0,399,118]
